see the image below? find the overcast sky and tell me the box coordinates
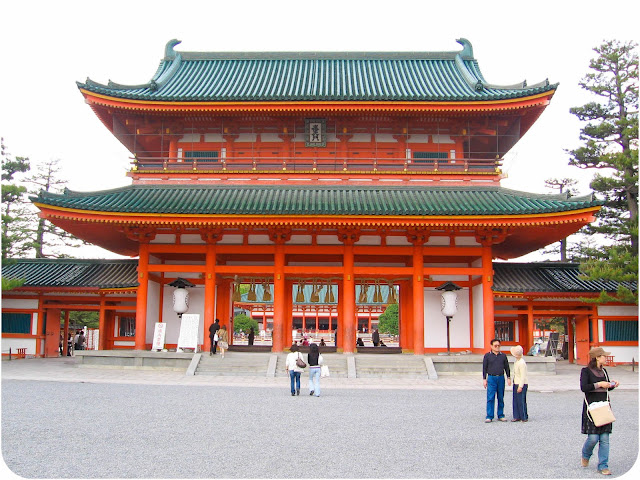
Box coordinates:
[1,0,638,260]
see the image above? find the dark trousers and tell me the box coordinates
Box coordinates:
[210,337,217,353]
[512,384,528,420]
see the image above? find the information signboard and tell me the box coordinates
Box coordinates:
[152,322,167,351]
[177,314,199,351]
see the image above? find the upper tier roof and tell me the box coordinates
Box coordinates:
[32,184,599,216]
[77,39,556,103]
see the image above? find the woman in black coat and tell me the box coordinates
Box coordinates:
[580,347,620,475]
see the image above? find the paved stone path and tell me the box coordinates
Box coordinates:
[2,356,638,478]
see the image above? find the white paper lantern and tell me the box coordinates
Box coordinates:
[440,290,458,317]
[173,288,190,314]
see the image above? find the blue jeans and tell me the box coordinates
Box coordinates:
[512,384,528,420]
[583,433,610,471]
[486,375,505,419]
[308,367,321,396]
[289,371,301,394]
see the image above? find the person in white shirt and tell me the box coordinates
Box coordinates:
[510,345,529,422]
[285,344,305,396]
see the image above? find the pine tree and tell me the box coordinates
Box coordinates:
[567,40,638,304]
[1,138,32,260]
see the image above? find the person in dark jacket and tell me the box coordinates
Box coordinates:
[209,319,220,355]
[248,327,255,346]
[372,329,380,347]
[580,347,619,475]
[482,338,511,422]
[307,343,324,397]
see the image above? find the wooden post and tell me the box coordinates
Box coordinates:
[135,243,150,350]
[342,243,356,353]
[482,246,495,351]
[272,243,285,352]
[204,244,217,353]
[413,244,425,354]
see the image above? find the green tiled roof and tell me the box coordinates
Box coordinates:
[4,259,632,295]
[2,259,138,289]
[493,263,637,293]
[77,39,556,102]
[33,185,601,217]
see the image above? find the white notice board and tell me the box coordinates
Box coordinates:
[177,314,199,351]
[152,322,167,351]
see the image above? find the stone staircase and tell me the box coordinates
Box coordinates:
[193,352,428,378]
[195,353,273,376]
[354,354,430,378]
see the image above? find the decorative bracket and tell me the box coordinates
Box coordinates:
[406,228,430,246]
[122,225,157,243]
[475,228,509,247]
[268,227,292,244]
[199,227,223,244]
[337,227,361,245]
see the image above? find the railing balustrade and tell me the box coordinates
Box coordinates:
[131,155,501,173]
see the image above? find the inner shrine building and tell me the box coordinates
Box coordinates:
[27,39,605,355]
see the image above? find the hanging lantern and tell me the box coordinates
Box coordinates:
[386,282,398,304]
[247,279,257,301]
[232,278,242,302]
[168,278,195,318]
[262,281,272,302]
[324,280,335,303]
[296,280,306,303]
[310,280,320,303]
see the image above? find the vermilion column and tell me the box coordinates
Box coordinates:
[413,243,425,354]
[135,243,150,350]
[204,244,217,353]
[98,296,107,350]
[482,246,495,351]
[63,311,70,356]
[526,300,534,354]
[342,243,356,353]
[272,243,285,352]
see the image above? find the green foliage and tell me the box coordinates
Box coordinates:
[377,303,399,335]
[233,313,259,333]
[1,138,32,259]
[567,40,639,304]
[63,311,99,329]
[1,276,25,291]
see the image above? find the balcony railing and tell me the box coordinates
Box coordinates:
[130,156,501,174]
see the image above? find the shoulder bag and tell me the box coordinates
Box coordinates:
[585,370,616,427]
[296,353,307,368]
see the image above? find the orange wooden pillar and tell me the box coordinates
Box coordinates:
[412,243,425,354]
[482,246,495,351]
[272,242,285,352]
[135,243,150,350]
[567,316,575,363]
[526,300,534,354]
[45,309,61,358]
[342,242,356,353]
[63,311,70,356]
[285,280,294,347]
[575,314,591,365]
[400,280,413,351]
[203,243,217,353]
[98,296,107,350]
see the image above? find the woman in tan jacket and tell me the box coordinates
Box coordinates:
[510,345,528,422]
[217,325,229,358]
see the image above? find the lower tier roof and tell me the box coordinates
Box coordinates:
[31,184,601,259]
[2,259,635,295]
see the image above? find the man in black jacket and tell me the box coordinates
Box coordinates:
[482,338,512,422]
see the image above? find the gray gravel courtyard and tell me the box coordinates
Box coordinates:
[1,380,638,478]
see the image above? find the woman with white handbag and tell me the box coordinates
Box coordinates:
[580,347,620,475]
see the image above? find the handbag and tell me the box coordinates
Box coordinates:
[213,333,219,342]
[321,365,330,377]
[585,371,616,427]
[296,353,307,368]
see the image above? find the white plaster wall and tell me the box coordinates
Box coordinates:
[32,313,39,335]
[1,299,38,309]
[288,235,312,245]
[425,236,449,246]
[386,237,410,246]
[348,133,372,142]
[355,235,381,246]
[248,235,273,244]
[2,338,37,355]
[317,235,341,245]
[160,285,205,346]
[601,346,639,364]
[151,234,176,244]
[145,281,160,345]
[218,235,243,245]
[597,306,639,316]
[455,237,480,246]
[181,234,205,244]
[424,288,470,349]
[472,283,484,349]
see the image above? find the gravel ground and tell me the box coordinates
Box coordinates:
[1,380,638,479]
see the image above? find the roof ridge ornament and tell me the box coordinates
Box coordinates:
[165,39,182,60]
[456,38,474,58]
